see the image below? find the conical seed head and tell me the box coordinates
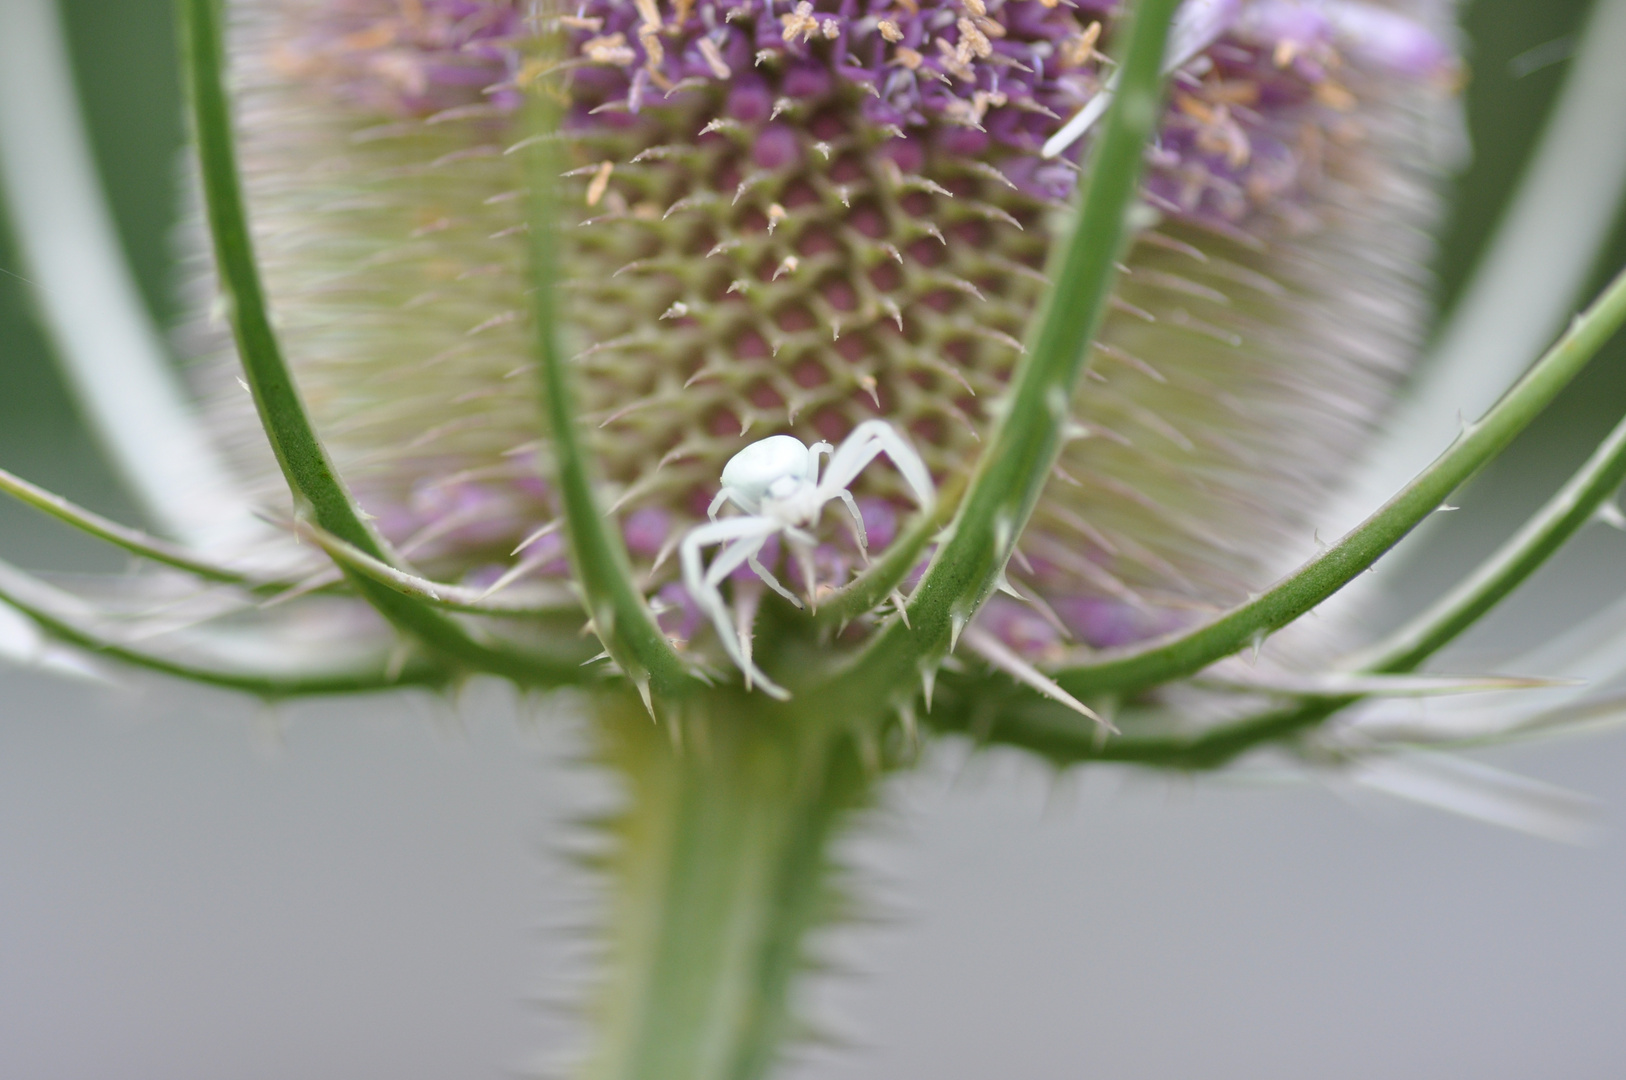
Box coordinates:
[202,0,1457,657]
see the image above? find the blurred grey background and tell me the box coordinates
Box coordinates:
[3,1,1626,1077]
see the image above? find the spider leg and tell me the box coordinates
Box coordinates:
[807,439,834,485]
[721,518,804,608]
[747,551,803,608]
[834,488,868,557]
[730,576,765,692]
[781,531,822,610]
[679,516,789,698]
[821,428,884,495]
[708,485,755,522]
[826,419,936,511]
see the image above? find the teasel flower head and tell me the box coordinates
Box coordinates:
[197,0,1458,674]
[18,1,1626,1074]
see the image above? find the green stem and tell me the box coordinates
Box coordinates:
[584,690,874,1080]
[521,94,697,702]
[1052,263,1626,699]
[815,0,1180,706]
[177,0,580,687]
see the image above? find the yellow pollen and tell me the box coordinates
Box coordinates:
[893,45,924,69]
[1313,80,1357,111]
[1273,39,1299,68]
[962,0,986,15]
[822,17,842,39]
[956,19,992,59]
[582,32,635,66]
[1174,92,1216,124]
[339,22,396,51]
[585,161,614,207]
[781,2,820,43]
[1060,21,1100,67]
[1207,79,1262,106]
[878,19,904,42]
[639,26,665,66]
[558,15,603,31]
[936,36,974,80]
[698,37,732,78]
[513,57,551,89]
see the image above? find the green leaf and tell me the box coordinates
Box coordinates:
[296,521,585,620]
[811,478,958,633]
[1336,0,1626,527]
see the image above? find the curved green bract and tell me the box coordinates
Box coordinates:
[299,522,585,619]
[0,559,446,697]
[1358,390,1626,674]
[1052,265,1626,699]
[0,465,292,590]
[521,93,699,703]
[927,672,1325,770]
[177,0,583,688]
[811,0,1182,707]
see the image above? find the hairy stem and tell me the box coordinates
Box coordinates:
[585,689,877,1080]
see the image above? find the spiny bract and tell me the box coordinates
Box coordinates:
[199,0,1457,673]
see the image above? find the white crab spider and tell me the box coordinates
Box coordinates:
[679,419,935,699]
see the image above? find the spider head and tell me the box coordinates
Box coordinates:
[720,436,818,510]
